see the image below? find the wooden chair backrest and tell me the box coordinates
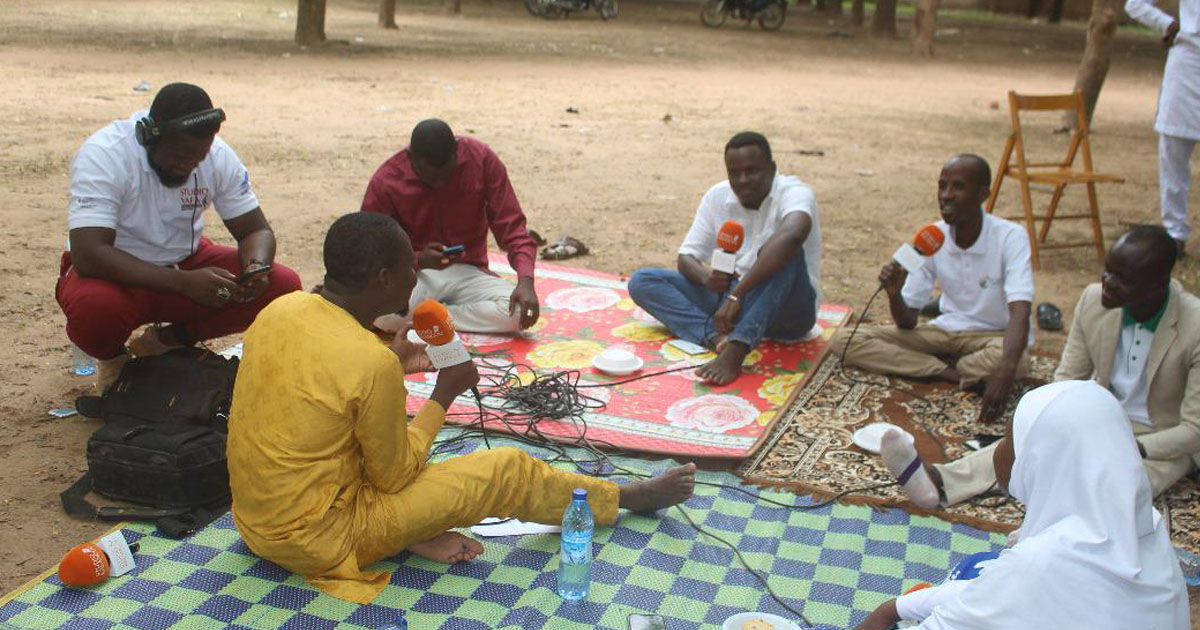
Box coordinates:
[1007,89,1095,174]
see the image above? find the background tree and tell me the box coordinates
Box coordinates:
[852,0,865,26]
[296,0,327,45]
[1070,0,1121,127]
[446,0,462,13]
[380,0,398,28]
[912,0,941,55]
[872,0,898,36]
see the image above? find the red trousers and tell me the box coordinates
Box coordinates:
[56,239,303,359]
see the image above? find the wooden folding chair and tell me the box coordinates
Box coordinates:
[985,90,1124,270]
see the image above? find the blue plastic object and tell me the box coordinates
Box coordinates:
[557,488,594,601]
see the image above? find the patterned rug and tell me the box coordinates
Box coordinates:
[400,255,852,459]
[0,432,1005,630]
[738,353,1200,554]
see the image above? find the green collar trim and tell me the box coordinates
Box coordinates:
[1122,293,1169,332]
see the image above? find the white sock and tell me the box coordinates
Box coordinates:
[881,429,939,509]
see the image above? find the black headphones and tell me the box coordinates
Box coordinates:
[135,107,226,147]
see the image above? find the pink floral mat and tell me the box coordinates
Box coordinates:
[402,254,851,459]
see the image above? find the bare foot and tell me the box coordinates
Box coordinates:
[406,531,484,564]
[619,463,697,513]
[697,341,749,386]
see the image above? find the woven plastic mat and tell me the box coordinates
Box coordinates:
[0,432,1005,630]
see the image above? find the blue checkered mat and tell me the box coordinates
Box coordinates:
[0,432,1005,629]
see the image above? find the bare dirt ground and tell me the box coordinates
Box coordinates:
[2,0,1197,616]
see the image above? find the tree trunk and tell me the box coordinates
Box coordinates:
[379,0,398,28]
[826,0,843,17]
[295,0,326,45]
[851,0,865,25]
[872,0,897,36]
[912,0,941,55]
[1068,0,1120,128]
[444,0,462,14]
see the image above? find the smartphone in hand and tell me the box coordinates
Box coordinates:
[442,244,466,256]
[238,265,272,285]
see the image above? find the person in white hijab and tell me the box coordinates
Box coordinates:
[855,380,1189,630]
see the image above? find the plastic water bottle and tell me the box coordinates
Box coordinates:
[378,612,407,630]
[1175,546,1200,587]
[557,488,594,601]
[71,344,95,377]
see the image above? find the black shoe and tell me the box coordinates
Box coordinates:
[1037,302,1063,331]
[920,296,941,318]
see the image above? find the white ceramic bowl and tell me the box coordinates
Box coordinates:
[721,612,802,630]
[592,348,643,376]
[852,422,915,454]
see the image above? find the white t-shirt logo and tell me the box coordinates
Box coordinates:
[180,186,211,213]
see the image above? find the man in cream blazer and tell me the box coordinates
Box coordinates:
[885,225,1200,506]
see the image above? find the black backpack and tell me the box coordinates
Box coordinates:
[61,348,238,537]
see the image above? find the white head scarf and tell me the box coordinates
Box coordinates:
[915,380,1190,630]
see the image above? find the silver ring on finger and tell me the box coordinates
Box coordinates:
[216,287,232,301]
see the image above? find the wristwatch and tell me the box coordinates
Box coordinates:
[725,294,740,303]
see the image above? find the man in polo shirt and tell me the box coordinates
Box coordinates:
[361,119,540,334]
[627,131,822,386]
[884,225,1200,508]
[831,154,1034,424]
[57,82,301,389]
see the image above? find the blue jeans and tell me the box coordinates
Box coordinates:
[627,251,816,350]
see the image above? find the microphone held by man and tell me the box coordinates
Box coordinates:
[411,299,480,409]
[709,220,745,276]
[880,224,945,302]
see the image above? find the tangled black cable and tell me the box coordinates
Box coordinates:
[424,353,918,629]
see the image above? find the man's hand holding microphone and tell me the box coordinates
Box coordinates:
[412,299,481,410]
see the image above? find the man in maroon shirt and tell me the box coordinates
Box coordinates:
[361,119,540,333]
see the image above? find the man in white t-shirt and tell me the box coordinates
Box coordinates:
[56,83,301,388]
[830,155,1033,424]
[628,132,822,386]
[889,226,1200,510]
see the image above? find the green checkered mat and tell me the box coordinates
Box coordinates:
[0,433,1005,630]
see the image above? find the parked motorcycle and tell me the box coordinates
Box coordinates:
[526,0,618,20]
[700,0,786,30]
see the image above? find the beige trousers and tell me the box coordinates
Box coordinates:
[409,264,522,333]
[936,434,1196,505]
[829,324,1028,387]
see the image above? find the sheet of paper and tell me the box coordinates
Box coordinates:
[471,517,561,538]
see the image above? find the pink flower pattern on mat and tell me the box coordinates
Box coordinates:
[545,287,621,313]
[665,394,761,434]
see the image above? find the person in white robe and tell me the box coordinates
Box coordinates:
[1126,0,1200,253]
[854,380,1190,630]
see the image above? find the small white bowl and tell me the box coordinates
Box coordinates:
[852,422,915,454]
[721,612,802,630]
[592,348,644,376]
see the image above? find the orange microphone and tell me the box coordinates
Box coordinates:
[892,224,945,273]
[411,299,472,369]
[59,543,110,587]
[710,220,745,274]
[57,535,139,588]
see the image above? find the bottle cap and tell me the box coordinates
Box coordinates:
[572,488,587,500]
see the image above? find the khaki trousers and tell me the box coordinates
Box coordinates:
[829,324,1028,387]
[936,434,1196,505]
[409,263,522,333]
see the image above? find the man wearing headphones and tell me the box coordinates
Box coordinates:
[56,82,301,389]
